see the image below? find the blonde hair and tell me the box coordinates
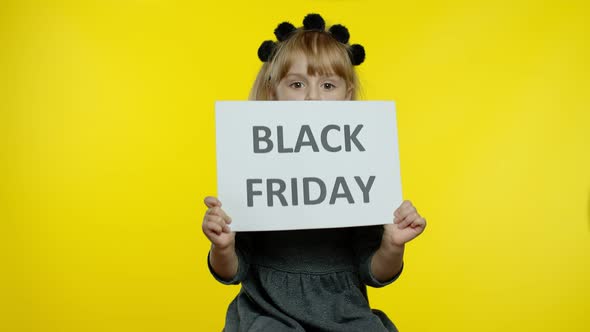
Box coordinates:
[249,29,361,100]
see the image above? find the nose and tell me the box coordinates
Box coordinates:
[305,86,320,100]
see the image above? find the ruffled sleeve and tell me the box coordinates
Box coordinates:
[207,232,253,285]
[352,225,403,288]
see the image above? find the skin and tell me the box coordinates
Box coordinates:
[203,55,427,283]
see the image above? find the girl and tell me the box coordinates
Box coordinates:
[202,14,427,331]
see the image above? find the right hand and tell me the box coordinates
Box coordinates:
[202,196,235,250]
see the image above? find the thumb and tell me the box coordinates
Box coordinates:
[204,196,222,208]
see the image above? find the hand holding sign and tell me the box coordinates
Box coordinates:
[384,200,427,248]
[202,196,235,250]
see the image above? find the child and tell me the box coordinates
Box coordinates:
[202,14,427,331]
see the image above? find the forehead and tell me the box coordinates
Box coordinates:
[286,52,339,77]
[286,55,308,73]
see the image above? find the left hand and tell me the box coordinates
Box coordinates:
[383,200,427,247]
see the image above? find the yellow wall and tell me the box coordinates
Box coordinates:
[1,0,589,331]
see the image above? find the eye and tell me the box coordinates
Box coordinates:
[289,82,304,89]
[322,82,336,90]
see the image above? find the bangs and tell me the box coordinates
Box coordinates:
[269,30,354,85]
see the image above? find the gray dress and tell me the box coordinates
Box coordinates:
[207,225,403,331]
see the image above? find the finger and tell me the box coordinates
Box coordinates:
[408,218,427,236]
[206,207,232,224]
[410,218,426,229]
[210,215,232,233]
[210,222,230,234]
[398,212,419,229]
[205,220,223,235]
[393,201,408,219]
[218,208,232,224]
[410,217,427,230]
[206,206,221,216]
[204,196,222,208]
[206,214,226,231]
[399,203,417,220]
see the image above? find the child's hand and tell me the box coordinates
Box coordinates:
[383,200,427,248]
[202,196,235,250]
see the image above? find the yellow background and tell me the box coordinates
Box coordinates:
[1,0,589,331]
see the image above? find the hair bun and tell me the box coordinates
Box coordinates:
[303,13,325,31]
[258,40,276,62]
[329,24,350,44]
[349,44,365,65]
[275,22,296,41]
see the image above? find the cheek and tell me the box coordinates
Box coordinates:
[274,83,288,100]
[332,87,349,101]
[273,85,284,100]
[340,89,349,100]
[276,85,305,101]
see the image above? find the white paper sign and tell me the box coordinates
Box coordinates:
[215,101,402,232]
